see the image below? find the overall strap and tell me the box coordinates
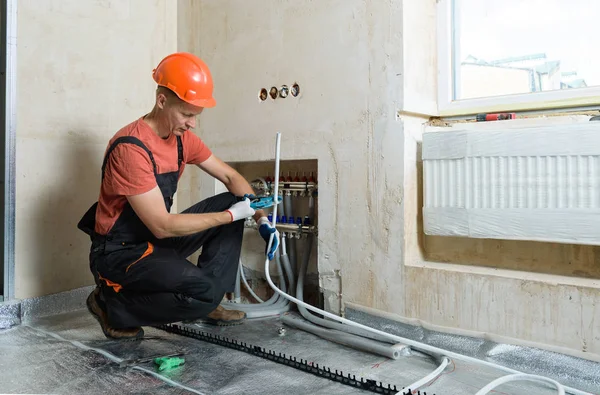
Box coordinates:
[101,136,157,180]
[176,135,183,170]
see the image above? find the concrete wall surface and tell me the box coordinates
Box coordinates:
[177,0,405,315]
[14,0,177,298]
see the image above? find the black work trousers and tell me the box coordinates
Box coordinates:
[92,192,244,328]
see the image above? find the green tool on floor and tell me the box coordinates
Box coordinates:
[154,356,185,371]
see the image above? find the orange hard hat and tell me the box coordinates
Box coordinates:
[152,52,216,108]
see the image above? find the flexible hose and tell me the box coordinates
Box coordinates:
[243,249,291,318]
[281,315,402,360]
[234,195,288,306]
[280,236,296,296]
[403,357,450,394]
[239,259,264,303]
[265,132,589,395]
[475,374,566,395]
[234,262,241,303]
[225,250,287,311]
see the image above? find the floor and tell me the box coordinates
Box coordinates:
[1,308,596,395]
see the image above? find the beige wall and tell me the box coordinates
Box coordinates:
[176,0,405,314]
[14,0,177,298]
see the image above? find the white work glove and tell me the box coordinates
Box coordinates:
[226,198,256,222]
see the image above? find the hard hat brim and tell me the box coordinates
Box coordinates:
[188,97,216,108]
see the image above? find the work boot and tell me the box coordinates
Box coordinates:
[86,287,144,340]
[204,305,246,326]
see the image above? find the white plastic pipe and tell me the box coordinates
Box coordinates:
[264,132,590,395]
[239,259,264,303]
[227,253,286,311]
[233,262,242,303]
[403,357,450,394]
[281,314,402,360]
[296,234,401,345]
[475,374,566,395]
[223,238,294,319]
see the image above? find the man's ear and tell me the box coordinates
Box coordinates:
[156,92,168,109]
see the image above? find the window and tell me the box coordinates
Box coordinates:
[437,0,600,116]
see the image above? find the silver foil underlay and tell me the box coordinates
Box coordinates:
[345,307,600,394]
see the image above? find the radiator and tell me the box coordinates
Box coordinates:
[422,122,600,245]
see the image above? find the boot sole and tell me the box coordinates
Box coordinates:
[203,317,246,326]
[86,291,143,340]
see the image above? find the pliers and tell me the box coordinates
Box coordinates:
[240,194,283,210]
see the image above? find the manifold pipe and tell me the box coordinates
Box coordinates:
[281,314,403,360]
[264,132,589,395]
[283,193,297,276]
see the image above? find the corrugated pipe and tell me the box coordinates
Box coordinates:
[281,314,403,360]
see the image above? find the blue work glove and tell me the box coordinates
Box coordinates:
[257,216,279,260]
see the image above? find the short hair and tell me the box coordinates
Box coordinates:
[156,86,181,104]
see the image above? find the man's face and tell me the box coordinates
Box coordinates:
[158,92,204,137]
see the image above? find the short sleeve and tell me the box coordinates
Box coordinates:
[184,132,213,164]
[103,144,157,196]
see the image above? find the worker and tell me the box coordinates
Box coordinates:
[77,52,279,340]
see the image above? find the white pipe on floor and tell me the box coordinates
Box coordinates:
[281,314,402,360]
[264,132,590,395]
[475,373,566,395]
[403,357,450,394]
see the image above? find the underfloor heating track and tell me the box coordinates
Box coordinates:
[156,323,438,395]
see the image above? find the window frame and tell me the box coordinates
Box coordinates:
[436,0,600,117]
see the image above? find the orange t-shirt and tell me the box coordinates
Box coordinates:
[94,117,212,235]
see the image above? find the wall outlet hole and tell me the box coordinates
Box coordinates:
[291,83,300,97]
[259,88,268,101]
[279,85,289,98]
[269,87,278,99]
